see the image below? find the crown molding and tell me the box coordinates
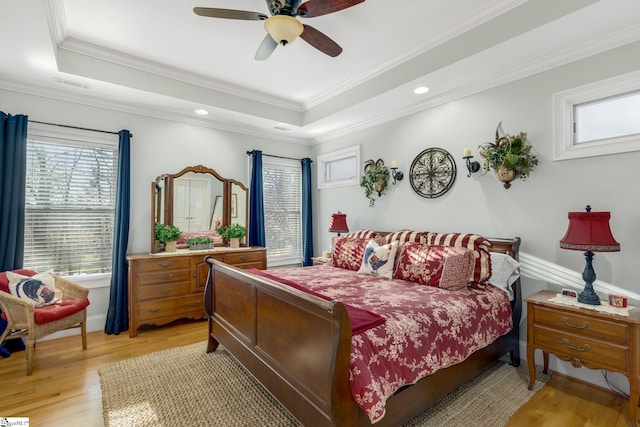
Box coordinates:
[0,77,311,146]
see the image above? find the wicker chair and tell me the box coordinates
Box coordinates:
[0,273,89,375]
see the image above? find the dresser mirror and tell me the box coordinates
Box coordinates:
[151,165,248,253]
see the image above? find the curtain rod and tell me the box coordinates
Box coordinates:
[29,120,132,138]
[246,150,311,162]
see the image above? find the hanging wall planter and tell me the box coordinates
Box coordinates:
[360,159,390,207]
[478,122,539,189]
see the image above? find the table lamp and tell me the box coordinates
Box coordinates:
[559,205,620,305]
[328,212,349,237]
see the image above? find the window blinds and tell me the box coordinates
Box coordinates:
[24,137,117,275]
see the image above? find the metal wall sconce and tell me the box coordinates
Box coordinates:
[463,148,480,178]
[390,160,404,185]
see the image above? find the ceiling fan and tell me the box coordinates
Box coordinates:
[194,0,365,60]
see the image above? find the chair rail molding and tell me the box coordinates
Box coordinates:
[519,252,639,302]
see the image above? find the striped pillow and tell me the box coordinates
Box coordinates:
[345,229,380,240]
[424,232,492,284]
[383,230,425,245]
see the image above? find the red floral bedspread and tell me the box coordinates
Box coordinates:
[262,265,513,424]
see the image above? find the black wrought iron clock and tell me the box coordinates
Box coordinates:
[409,148,457,198]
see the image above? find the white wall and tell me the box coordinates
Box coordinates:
[0,89,311,332]
[311,40,640,394]
[3,40,639,392]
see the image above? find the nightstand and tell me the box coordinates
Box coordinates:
[526,290,640,426]
[311,256,330,266]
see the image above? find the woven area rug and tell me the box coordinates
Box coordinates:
[99,342,549,427]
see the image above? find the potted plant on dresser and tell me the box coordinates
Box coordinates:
[154,222,182,252]
[218,223,246,248]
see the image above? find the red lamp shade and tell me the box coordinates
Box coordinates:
[328,212,349,234]
[560,211,620,252]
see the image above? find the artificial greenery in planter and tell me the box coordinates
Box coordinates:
[186,236,214,250]
[154,222,182,252]
[478,122,539,189]
[217,223,247,248]
[360,159,390,207]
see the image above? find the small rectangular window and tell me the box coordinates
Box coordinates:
[574,90,640,144]
[317,145,360,189]
[553,71,640,161]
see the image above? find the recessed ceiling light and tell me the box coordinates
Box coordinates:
[195,109,208,115]
[414,86,429,95]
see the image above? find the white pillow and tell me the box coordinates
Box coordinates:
[357,239,399,279]
[7,270,59,307]
[488,253,520,300]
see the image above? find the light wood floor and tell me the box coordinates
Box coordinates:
[0,320,635,427]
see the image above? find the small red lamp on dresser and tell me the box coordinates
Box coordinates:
[559,205,620,305]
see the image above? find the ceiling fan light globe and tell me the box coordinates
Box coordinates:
[264,15,303,45]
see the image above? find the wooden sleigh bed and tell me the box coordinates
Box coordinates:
[204,236,522,427]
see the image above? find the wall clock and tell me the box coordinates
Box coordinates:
[409,148,457,198]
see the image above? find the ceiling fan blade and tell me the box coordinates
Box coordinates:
[255,34,278,60]
[300,24,342,57]
[296,0,364,18]
[193,7,268,21]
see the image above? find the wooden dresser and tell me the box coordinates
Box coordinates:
[526,290,640,426]
[127,247,266,338]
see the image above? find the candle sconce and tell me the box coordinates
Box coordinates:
[463,149,480,178]
[390,161,404,185]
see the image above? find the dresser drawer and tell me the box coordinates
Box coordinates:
[533,325,628,372]
[137,270,191,286]
[223,251,264,265]
[136,257,190,272]
[138,295,205,321]
[533,306,628,346]
[137,282,190,301]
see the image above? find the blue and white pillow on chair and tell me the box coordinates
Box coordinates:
[6,270,58,307]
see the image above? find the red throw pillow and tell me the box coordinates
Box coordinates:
[331,237,370,271]
[393,243,475,290]
[424,232,492,285]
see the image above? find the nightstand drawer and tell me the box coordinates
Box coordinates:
[138,295,205,321]
[533,325,628,372]
[534,306,628,345]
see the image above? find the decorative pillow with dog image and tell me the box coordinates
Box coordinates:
[6,270,58,307]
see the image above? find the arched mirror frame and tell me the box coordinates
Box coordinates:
[150,165,248,253]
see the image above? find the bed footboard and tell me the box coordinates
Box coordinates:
[204,258,358,427]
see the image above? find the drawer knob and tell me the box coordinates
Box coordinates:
[562,338,590,352]
[562,316,589,329]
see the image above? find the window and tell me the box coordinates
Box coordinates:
[553,70,640,160]
[262,157,301,266]
[24,124,118,275]
[317,145,360,189]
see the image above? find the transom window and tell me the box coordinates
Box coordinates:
[553,71,640,161]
